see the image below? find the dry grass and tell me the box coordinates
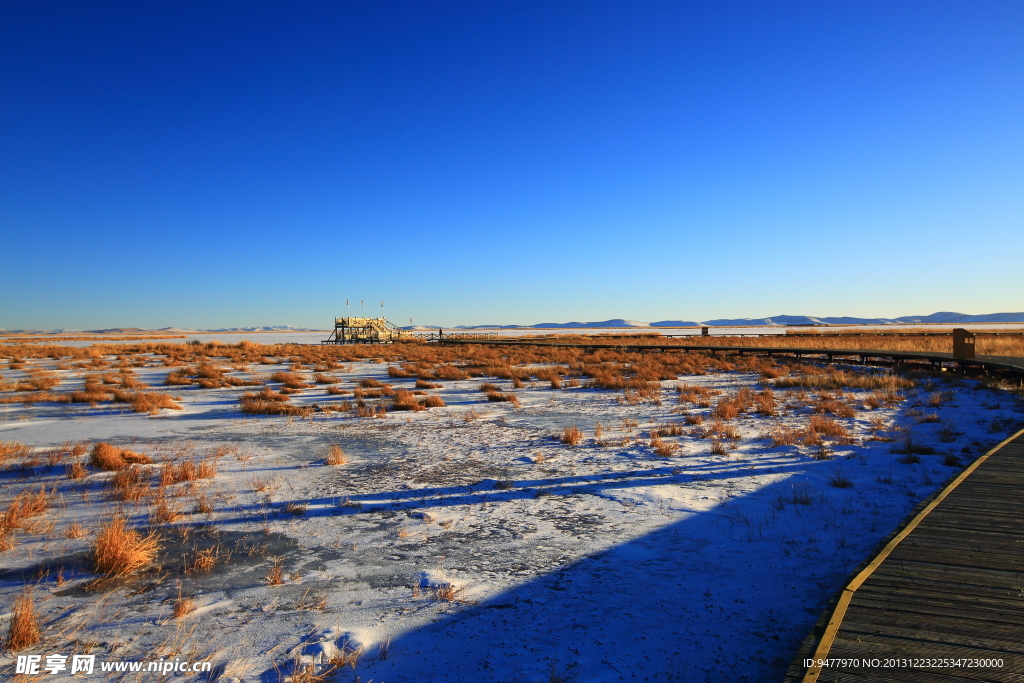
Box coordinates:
[90,442,153,471]
[485,391,520,405]
[194,494,214,515]
[64,522,87,539]
[707,387,757,420]
[391,389,426,412]
[0,441,32,463]
[161,457,216,485]
[92,517,160,577]
[4,590,40,651]
[561,425,584,446]
[188,546,222,573]
[65,460,88,479]
[827,472,853,488]
[110,465,151,503]
[650,435,679,457]
[422,395,445,408]
[325,445,348,465]
[18,369,62,391]
[271,371,311,389]
[266,557,285,585]
[808,415,851,438]
[0,485,50,537]
[753,388,777,415]
[173,594,196,619]
[768,425,801,447]
[774,368,914,391]
[150,494,182,524]
[431,582,470,603]
[354,404,388,418]
[239,387,309,416]
[130,391,183,414]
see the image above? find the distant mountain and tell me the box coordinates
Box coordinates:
[202,325,321,332]
[441,312,1024,328]
[86,327,149,334]
[530,319,652,329]
[701,312,1024,326]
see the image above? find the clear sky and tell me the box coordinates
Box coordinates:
[2,1,1022,330]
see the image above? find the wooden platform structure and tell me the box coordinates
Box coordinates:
[784,428,1024,682]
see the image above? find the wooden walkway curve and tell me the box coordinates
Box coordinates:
[437,338,1024,384]
[784,428,1024,682]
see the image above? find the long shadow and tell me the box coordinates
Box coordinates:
[209,453,813,529]
[273,456,918,683]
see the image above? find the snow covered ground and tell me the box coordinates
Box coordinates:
[0,350,1022,682]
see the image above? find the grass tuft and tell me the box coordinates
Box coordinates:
[90,442,152,471]
[560,425,584,446]
[325,445,348,465]
[4,590,40,651]
[92,517,160,577]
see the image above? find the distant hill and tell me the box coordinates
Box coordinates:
[442,311,1024,328]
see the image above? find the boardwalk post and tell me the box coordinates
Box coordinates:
[953,328,976,359]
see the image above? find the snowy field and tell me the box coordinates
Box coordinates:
[0,345,1022,682]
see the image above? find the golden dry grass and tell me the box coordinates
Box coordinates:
[0,485,50,549]
[390,389,425,412]
[150,496,182,525]
[773,368,913,391]
[271,371,311,389]
[89,443,153,471]
[0,441,31,464]
[194,494,214,515]
[92,517,160,577]
[485,391,519,405]
[64,522,87,539]
[65,460,88,479]
[650,435,679,457]
[561,425,584,446]
[325,445,348,465]
[768,425,801,447]
[130,391,183,414]
[161,457,216,485]
[239,387,310,416]
[187,547,222,573]
[4,590,40,651]
[266,557,285,586]
[110,465,151,503]
[173,595,196,619]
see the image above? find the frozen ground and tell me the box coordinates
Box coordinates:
[0,352,1022,682]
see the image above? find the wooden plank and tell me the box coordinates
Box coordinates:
[796,428,1024,683]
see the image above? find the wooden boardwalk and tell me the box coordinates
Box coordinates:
[785,428,1024,682]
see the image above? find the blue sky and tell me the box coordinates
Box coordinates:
[2,1,1022,329]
